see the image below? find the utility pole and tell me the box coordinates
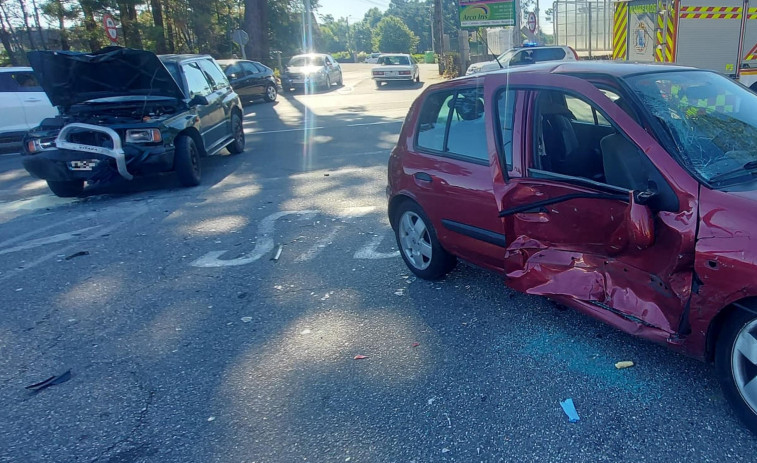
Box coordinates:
[434,0,444,74]
[303,0,313,53]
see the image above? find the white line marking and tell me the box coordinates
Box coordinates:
[0,214,87,248]
[0,205,149,283]
[0,226,100,256]
[354,234,400,259]
[345,121,403,127]
[190,210,318,267]
[295,226,342,263]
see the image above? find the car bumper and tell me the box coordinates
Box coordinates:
[23,144,173,183]
[373,76,414,81]
[283,75,327,88]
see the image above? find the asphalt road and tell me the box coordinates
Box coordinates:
[1,63,756,462]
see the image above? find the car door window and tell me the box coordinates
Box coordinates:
[198,59,229,90]
[182,62,212,97]
[533,48,566,61]
[241,62,259,76]
[11,72,43,92]
[416,88,488,163]
[224,63,243,79]
[566,95,610,126]
[252,62,267,73]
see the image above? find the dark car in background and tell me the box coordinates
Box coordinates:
[217,59,278,104]
[388,60,757,435]
[21,47,245,197]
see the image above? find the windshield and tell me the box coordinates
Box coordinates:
[626,70,757,186]
[495,49,518,64]
[288,56,324,67]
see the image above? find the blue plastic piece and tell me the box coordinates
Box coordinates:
[560,398,580,423]
[522,41,539,47]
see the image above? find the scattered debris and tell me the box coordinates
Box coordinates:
[271,244,283,262]
[615,361,635,369]
[354,355,368,360]
[441,448,450,454]
[65,251,89,260]
[237,292,248,299]
[412,342,420,348]
[394,289,405,296]
[324,173,330,177]
[241,317,253,323]
[301,329,312,335]
[427,397,436,405]
[560,398,580,423]
[26,370,72,392]
[207,416,216,422]
[15,288,22,292]
[274,285,283,291]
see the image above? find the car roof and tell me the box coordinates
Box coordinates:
[467,60,696,79]
[291,53,329,58]
[379,53,410,57]
[158,54,214,64]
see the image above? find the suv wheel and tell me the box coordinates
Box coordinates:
[394,201,456,280]
[175,134,201,186]
[47,180,84,197]
[227,112,245,154]
[716,308,757,434]
[264,84,277,102]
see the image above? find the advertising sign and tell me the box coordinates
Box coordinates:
[460,0,516,28]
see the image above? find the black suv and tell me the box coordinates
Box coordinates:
[22,47,245,197]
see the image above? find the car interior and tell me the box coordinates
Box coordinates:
[531,89,678,211]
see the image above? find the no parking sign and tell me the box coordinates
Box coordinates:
[103,14,118,43]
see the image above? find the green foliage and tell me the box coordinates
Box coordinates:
[411,53,424,62]
[372,16,419,54]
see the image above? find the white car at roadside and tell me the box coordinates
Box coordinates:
[465,45,578,75]
[0,67,57,151]
[365,53,382,64]
[371,54,419,88]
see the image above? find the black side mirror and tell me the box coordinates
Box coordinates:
[189,94,209,106]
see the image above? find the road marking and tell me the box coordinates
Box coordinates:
[190,210,318,267]
[345,121,403,127]
[295,226,342,263]
[0,214,86,249]
[251,120,401,135]
[0,204,149,282]
[354,234,400,259]
[0,226,100,256]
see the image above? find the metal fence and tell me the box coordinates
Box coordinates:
[553,0,613,57]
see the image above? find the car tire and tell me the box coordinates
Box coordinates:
[394,201,456,280]
[322,75,331,92]
[264,84,277,102]
[337,71,343,86]
[715,307,757,434]
[415,73,420,83]
[226,112,245,154]
[47,180,83,197]
[175,134,201,187]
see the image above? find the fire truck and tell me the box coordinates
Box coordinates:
[612,0,757,89]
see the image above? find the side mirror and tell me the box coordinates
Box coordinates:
[189,94,209,106]
[626,190,655,249]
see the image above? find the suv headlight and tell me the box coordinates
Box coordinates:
[26,137,55,153]
[125,128,162,143]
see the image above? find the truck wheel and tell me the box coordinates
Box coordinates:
[715,307,757,434]
[175,135,201,186]
[47,180,83,197]
[226,112,245,154]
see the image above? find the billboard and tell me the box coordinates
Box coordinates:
[460,0,517,28]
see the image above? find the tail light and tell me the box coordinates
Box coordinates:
[399,71,411,75]
[373,71,385,76]
[569,47,579,60]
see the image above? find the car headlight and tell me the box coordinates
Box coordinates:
[125,128,162,143]
[26,137,55,153]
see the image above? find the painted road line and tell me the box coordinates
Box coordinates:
[354,233,400,259]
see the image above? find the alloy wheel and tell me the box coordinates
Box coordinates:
[732,318,757,414]
[398,211,432,270]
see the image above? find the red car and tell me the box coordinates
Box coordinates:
[387,61,757,433]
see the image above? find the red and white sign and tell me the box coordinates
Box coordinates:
[527,12,537,33]
[103,14,118,43]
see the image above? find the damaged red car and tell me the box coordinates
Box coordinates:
[387,61,757,433]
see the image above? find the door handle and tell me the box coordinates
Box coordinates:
[24,98,41,102]
[414,172,432,182]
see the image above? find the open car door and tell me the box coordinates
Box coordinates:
[492,72,700,340]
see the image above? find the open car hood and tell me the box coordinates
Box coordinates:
[27,47,186,108]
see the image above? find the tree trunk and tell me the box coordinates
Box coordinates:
[79,0,102,52]
[0,11,19,65]
[243,0,267,61]
[17,0,37,50]
[164,0,175,52]
[31,0,46,49]
[54,0,70,50]
[150,0,168,53]
[118,0,143,48]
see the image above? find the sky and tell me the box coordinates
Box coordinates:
[315,0,392,22]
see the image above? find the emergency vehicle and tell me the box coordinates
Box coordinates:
[612,0,757,89]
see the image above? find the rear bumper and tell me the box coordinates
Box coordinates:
[373,76,414,82]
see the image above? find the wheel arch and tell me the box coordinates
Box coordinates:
[176,127,205,156]
[388,194,417,230]
[706,297,757,362]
